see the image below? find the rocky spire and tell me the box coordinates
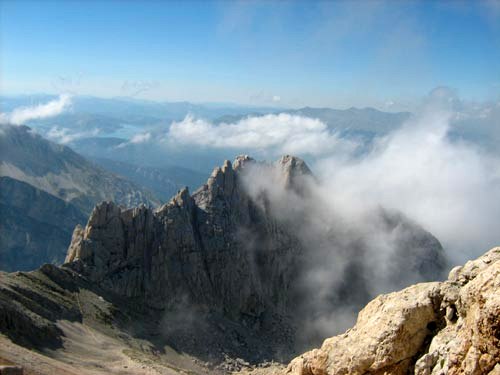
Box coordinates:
[62,155,445,342]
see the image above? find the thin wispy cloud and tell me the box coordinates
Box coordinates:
[116,131,152,148]
[0,94,72,125]
[121,80,160,97]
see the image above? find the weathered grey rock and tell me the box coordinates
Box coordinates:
[414,247,500,375]
[64,157,300,322]
[63,155,445,346]
[276,155,313,193]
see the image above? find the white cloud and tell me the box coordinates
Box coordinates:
[46,126,100,144]
[384,100,394,108]
[130,132,151,144]
[115,131,152,148]
[168,113,357,156]
[0,94,72,125]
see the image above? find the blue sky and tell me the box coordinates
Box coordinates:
[1,0,499,108]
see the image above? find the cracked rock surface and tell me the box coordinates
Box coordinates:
[284,247,500,375]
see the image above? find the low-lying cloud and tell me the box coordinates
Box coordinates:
[168,113,357,156]
[0,94,72,125]
[46,126,100,144]
[116,131,152,148]
[316,109,500,264]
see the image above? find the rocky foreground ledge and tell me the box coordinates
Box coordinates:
[281,247,500,375]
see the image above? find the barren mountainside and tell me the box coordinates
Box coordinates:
[0,124,160,214]
[0,176,87,271]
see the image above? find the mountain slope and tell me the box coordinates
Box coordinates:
[0,176,87,271]
[0,124,161,271]
[0,124,160,214]
[92,158,206,201]
[0,242,496,374]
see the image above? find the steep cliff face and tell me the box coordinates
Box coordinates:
[64,155,445,345]
[284,247,500,375]
[65,155,301,323]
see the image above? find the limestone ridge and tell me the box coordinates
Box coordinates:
[284,247,500,375]
[63,154,444,337]
[64,155,301,323]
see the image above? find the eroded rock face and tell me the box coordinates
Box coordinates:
[65,156,301,324]
[415,248,500,375]
[284,247,500,375]
[63,155,445,345]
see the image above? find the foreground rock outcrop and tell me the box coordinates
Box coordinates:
[284,247,500,375]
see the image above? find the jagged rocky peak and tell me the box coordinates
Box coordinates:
[62,154,445,349]
[206,159,237,194]
[168,186,192,209]
[274,155,313,193]
[195,155,311,200]
[277,155,312,178]
[233,154,254,171]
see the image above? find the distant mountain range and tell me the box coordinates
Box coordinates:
[287,106,411,135]
[0,94,283,121]
[5,94,497,157]
[3,95,414,173]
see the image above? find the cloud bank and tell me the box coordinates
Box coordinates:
[168,113,357,156]
[317,110,500,264]
[0,94,72,125]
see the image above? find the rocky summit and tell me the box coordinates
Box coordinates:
[0,155,452,374]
